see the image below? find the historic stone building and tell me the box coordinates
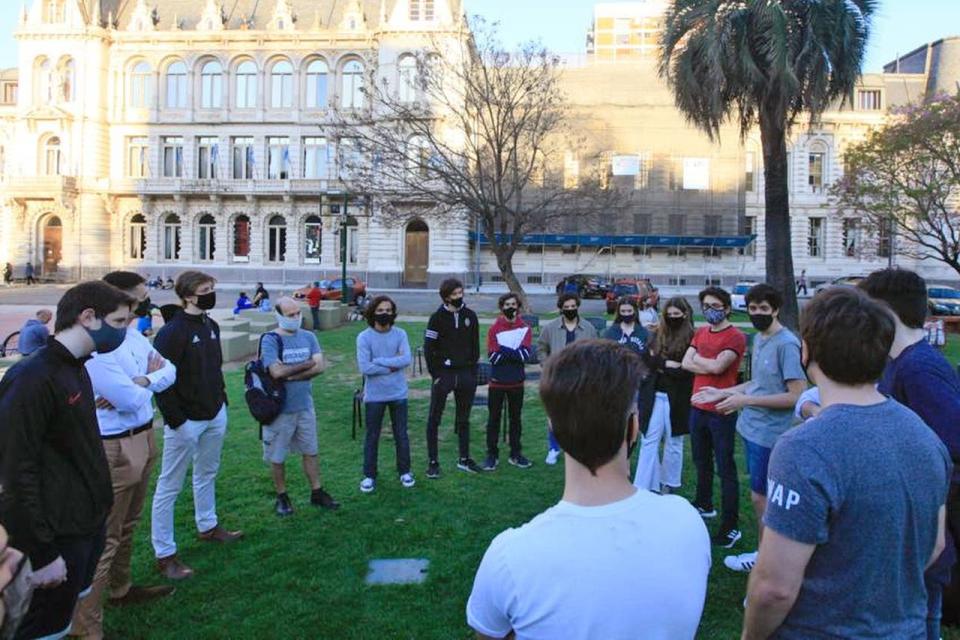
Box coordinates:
[0,0,958,289]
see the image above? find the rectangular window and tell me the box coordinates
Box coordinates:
[808,152,825,193]
[303,137,330,178]
[198,224,215,261]
[163,224,181,260]
[633,213,651,235]
[857,89,882,111]
[704,215,721,236]
[305,221,322,263]
[129,222,146,260]
[635,153,649,190]
[683,157,710,190]
[233,217,250,260]
[197,137,218,179]
[668,214,685,235]
[126,136,150,178]
[563,151,579,189]
[338,226,359,265]
[740,216,756,257]
[745,151,755,192]
[338,139,362,180]
[232,137,255,179]
[878,219,893,258]
[842,218,860,258]
[162,137,183,178]
[267,137,290,180]
[808,217,825,257]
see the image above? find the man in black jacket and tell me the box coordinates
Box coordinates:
[0,280,133,640]
[424,278,481,478]
[150,271,242,581]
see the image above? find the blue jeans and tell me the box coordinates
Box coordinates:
[363,400,411,479]
[689,407,739,529]
[742,437,772,495]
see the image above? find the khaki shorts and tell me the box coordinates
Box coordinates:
[262,406,318,464]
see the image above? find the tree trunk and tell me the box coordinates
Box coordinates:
[492,244,528,307]
[759,108,800,331]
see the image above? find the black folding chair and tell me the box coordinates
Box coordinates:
[351,382,365,441]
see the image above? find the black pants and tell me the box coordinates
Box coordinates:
[689,407,739,529]
[310,307,320,331]
[15,528,106,640]
[426,369,476,462]
[363,400,411,479]
[486,386,524,459]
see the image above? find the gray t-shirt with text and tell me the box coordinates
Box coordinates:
[764,399,951,639]
[261,329,322,414]
[736,327,805,448]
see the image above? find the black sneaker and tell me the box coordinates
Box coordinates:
[712,526,742,549]
[275,493,294,517]
[693,503,717,519]
[508,455,533,469]
[481,455,498,472]
[426,461,441,479]
[310,488,340,510]
[457,458,482,474]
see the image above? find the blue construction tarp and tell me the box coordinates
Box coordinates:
[468,232,756,249]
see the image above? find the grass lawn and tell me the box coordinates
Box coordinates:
[105,325,960,639]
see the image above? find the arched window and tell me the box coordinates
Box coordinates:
[198,214,216,261]
[60,58,75,102]
[42,136,61,176]
[338,215,359,265]
[200,60,222,109]
[163,213,181,260]
[35,58,51,105]
[129,213,146,260]
[341,60,364,110]
[233,215,251,261]
[46,0,64,23]
[305,59,329,109]
[270,60,293,108]
[267,215,287,263]
[398,55,417,103]
[129,61,152,108]
[304,215,322,263]
[235,61,257,109]
[165,61,187,108]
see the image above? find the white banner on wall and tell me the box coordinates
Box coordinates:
[683,157,710,190]
[611,155,641,176]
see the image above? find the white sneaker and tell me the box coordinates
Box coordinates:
[724,551,758,572]
[545,448,560,465]
[400,473,416,489]
[359,477,375,493]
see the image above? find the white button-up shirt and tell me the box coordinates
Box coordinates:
[86,326,177,437]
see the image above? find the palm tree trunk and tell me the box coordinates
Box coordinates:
[759,108,800,330]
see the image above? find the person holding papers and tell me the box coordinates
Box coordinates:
[482,294,533,471]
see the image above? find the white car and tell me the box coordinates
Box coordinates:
[731,282,757,312]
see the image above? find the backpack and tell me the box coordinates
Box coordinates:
[244,332,286,426]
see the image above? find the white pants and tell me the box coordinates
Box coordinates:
[151,404,227,558]
[634,392,684,491]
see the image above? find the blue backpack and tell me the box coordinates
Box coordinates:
[244,332,286,426]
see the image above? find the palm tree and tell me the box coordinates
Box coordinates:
[659,0,876,328]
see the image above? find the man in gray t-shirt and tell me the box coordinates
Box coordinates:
[743,287,950,640]
[260,297,339,516]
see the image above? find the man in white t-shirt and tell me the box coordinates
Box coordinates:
[466,339,711,640]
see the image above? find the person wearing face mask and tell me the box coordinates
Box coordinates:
[69,272,177,640]
[603,298,657,447]
[356,296,414,494]
[0,281,134,640]
[467,340,710,640]
[634,297,696,494]
[259,297,337,516]
[423,278,481,478]
[692,284,806,574]
[481,293,533,472]
[681,286,747,550]
[537,293,598,465]
[151,271,242,582]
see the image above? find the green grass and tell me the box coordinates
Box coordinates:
[105,327,960,639]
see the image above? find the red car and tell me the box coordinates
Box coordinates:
[294,277,367,304]
[605,279,660,314]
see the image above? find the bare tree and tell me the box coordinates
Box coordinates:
[332,18,619,297]
[833,93,960,277]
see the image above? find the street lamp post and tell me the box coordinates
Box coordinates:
[340,191,349,303]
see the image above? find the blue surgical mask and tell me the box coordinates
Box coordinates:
[276,312,302,332]
[86,318,127,354]
[704,308,727,326]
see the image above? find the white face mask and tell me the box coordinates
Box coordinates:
[276,312,302,332]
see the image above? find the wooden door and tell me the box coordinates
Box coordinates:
[42,221,62,275]
[404,228,428,285]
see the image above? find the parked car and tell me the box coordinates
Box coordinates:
[293,277,367,304]
[731,281,758,312]
[813,275,866,296]
[555,274,612,299]
[605,279,660,314]
[928,286,960,316]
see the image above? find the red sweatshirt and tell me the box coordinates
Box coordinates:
[487,315,532,389]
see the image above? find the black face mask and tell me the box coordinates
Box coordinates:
[617,314,636,325]
[448,297,464,310]
[749,313,774,332]
[502,308,517,319]
[134,297,152,318]
[664,315,685,329]
[374,313,395,326]
[562,309,579,321]
[196,291,217,311]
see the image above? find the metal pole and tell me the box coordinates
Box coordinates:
[474,215,480,292]
[341,192,349,302]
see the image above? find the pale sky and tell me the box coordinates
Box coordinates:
[1,0,957,72]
